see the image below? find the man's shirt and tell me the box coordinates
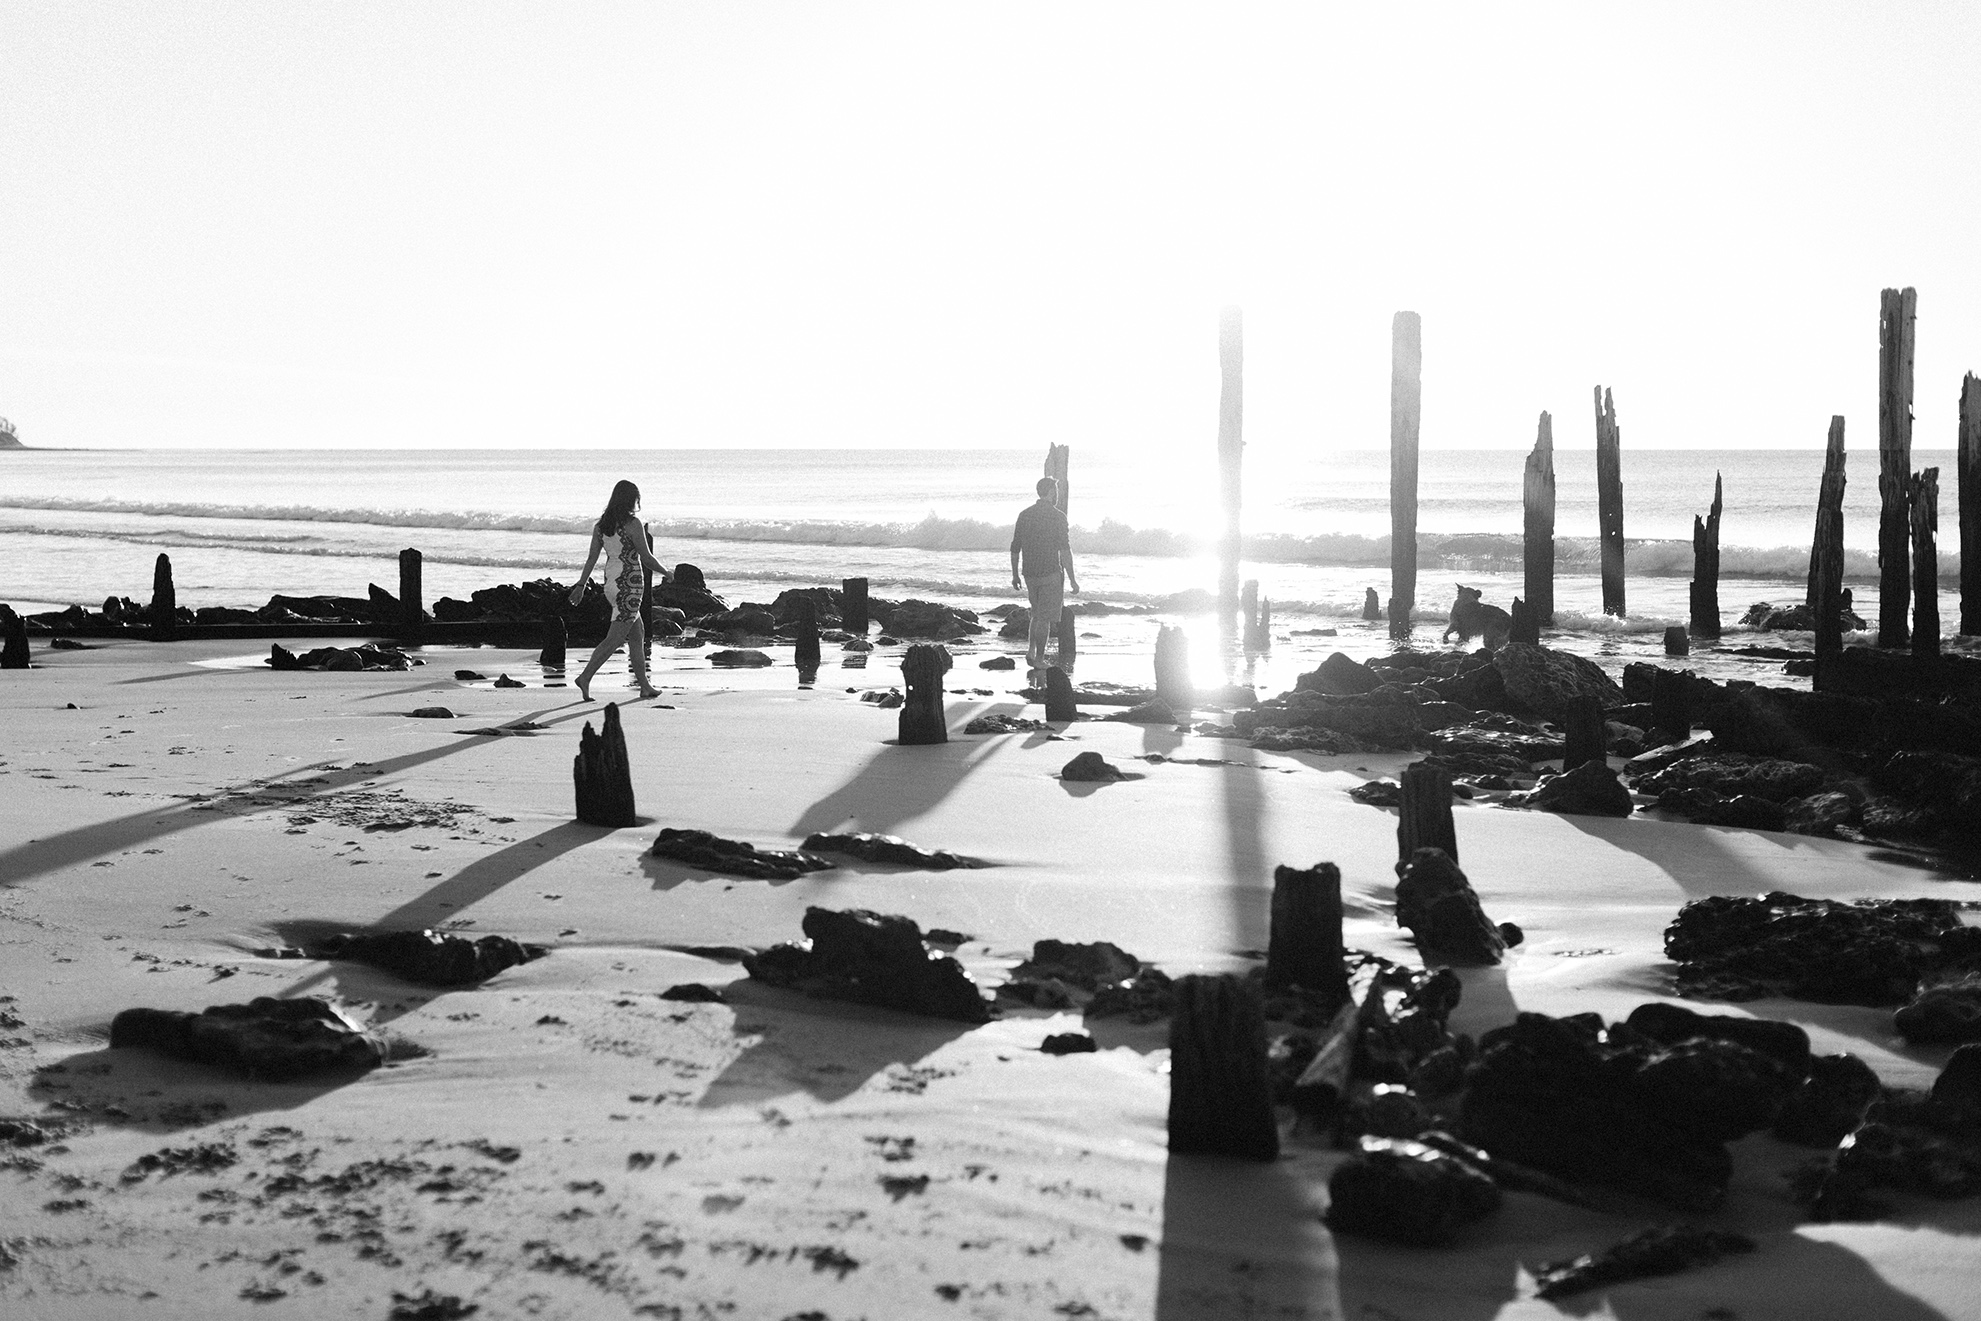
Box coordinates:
[1012,501,1069,578]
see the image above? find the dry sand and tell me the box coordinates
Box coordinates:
[3,638,1980,1320]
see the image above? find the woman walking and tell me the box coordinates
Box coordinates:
[568,479,672,701]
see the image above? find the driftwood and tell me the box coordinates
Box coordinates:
[1217,307,1244,623]
[898,643,951,744]
[574,702,637,827]
[398,548,424,642]
[1912,468,1940,660]
[539,613,567,668]
[151,553,177,641]
[1166,974,1279,1160]
[0,604,29,668]
[1391,310,1423,640]
[1811,416,1848,690]
[1690,472,1722,638]
[1397,761,1457,864]
[1561,694,1607,770]
[1523,411,1556,626]
[1878,287,1917,648]
[842,577,869,635]
[793,596,821,672]
[1962,376,1980,637]
[1508,597,1539,647]
[1044,665,1078,722]
[1266,862,1348,1001]
[1154,623,1192,712]
[1595,386,1626,618]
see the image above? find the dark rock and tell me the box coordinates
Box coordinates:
[769,587,841,626]
[997,608,1030,640]
[1624,1002,1812,1074]
[1740,599,1867,632]
[1296,652,1382,696]
[1869,751,1981,844]
[1010,940,1141,991]
[109,997,382,1081]
[493,674,523,689]
[659,983,725,1003]
[709,606,776,634]
[1492,643,1624,718]
[409,707,454,719]
[873,598,985,639]
[650,828,834,881]
[1086,968,1177,1023]
[1248,726,1374,755]
[1524,761,1634,817]
[1322,1135,1502,1246]
[1630,1037,1800,1140]
[454,669,486,680]
[309,930,545,987]
[1534,1225,1757,1301]
[963,712,1052,734]
[1634,753,1828,803]
[1104,698,1175,724]
[707,649,773,668]
[979,655,1017,670]
[1426,722,1559,764]
[1655,787,1787,831]
[1348,779,1401,807]
[1060,751,1125,782]
[1665,891,1970,1006]
[2,606,33,667]
[742,907,994,1023]
[1774,1053,1882,1146]
[1040,1033,1098,1055]
[800,831,985,870]
[1496,921,1523,947]
[1895,977,1981,1044]
[1393,848,1505,966]
[1932,1044,1981,1122]
[1805,1097,1981,1216]
[1785,790,1861,837]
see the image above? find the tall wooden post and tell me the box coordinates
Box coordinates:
[1960,375,1979,636]
[1217,308,1244,626]
[1241,579,1268,653]
[397,548,424,643]
[793,596,821,673]
[1266,862,1348,1003]
[1689,473,1722,638]
[150,553,177,641]
[1043,444,1071,518]
[1390,311,1423,640]
[1523,411,1556,627]
[539,614,568,668]
[1877,287,1917,648]
[1651,668,1692,741]
[1811,417,1848,691]
[1044,666,1078,722]
[899,644,952,744]
[573,703,637,827]
[1508,597,1539,646]
[1396,761,1457,865]
[842,577,869,635]
[1562,694,1606,769]
[1154,623,1192,712]
[1594,387,1626,617]
[0,605,29,669]
[1912,468,1940,660]
[1166,974,1279,1160]
[1058,606,1077,666]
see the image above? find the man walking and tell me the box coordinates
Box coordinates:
[1010,476,1079,669]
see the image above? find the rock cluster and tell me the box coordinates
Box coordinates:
[306,929,545,987]
[650,828,835,881]
[800,831,986,870]
[267,643,417,672]
[1392,849,1513,966]
[743,907,994,1023]
[109,997,383,1081]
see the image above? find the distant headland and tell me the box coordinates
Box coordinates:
[0,417,23,449]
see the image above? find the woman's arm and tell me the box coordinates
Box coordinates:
[568,529,605,604]
[634,522,671,582]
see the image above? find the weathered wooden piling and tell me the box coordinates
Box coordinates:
[573,702,637,827]
[1166,974,1279,1161]
[538,614,567,668]
[1911,467,1940,660]
[1523,412,1556,626]
[1396,761,1457,865]
[1960,375,1979,636]
[1561,695,1606,769]
[842,577,869,635]
[1508,597,1539,647]
[1057,606,1077,666]
[1878,287,1917,648]
[1390,311,1423,640]
[1690,473,1722,638]
[1217,307,1244,624]
[898,643,951,744]
[0,605,29,668]
[1811,417,1848,690]
[1241,580,1271,652]
[1594,387,1626,617]
[398,548,424,643]
[1266,862,1348,1002]
[1154,623,1192,712]
[1362,588,1382,622]
[1044,443,1071,517]
[150,554,177,641]
[1651,668,1691,742]
[1044,665,1078,722]
[793,596,821,672]
[1664,625,1689,657]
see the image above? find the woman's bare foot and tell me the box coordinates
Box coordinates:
[575,680,593,702]
[636,686,660,700]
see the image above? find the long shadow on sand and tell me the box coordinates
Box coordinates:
[1154,1148,1341,1319]
[788,729,1011,839]
[27,1047,378,1134]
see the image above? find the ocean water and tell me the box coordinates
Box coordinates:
[2,446,1971,691]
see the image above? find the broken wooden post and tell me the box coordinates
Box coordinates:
[842,577,869,635]
[573,702,637,827]
[1811,416,1848,691]
[1690,472,1722,638]
[1878,287,1918,648]
[1251,592,1271,653]
[898,643,951,744]
[1594,386,1626,617]
[1664,625,1689,657]
[539,614,567,668]
[1044,665,1078,722]
[1961,375,1979,636]
[1043,443,1071,517]
[1561,694,1606,770]
[1166,974,1279,1161]
[1651,668,1691,742]
[1057,605,1077,666]
[150,553,177,641]
[1266,862,1348,1003]
[1217,307,1244,626]
[1524,411,1556,626]
[794,596,821,673]
[1508,597,1539,647]
[1154,623,1192,712]
[0,605,29,669]
[397,548,424,643]
[1390,311,1423,640]
[1911,467,1940,660]
[1396,761,1457,865]
[1361,588,1382,622]
[1241,579,1270,652]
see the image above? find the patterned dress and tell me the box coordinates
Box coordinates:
[600,523,645,622]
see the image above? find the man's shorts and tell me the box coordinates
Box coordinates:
[1024,573,1064,621]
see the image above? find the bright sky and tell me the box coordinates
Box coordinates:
[3,2,1979,453]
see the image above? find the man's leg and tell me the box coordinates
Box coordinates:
[1025,574,1063,667]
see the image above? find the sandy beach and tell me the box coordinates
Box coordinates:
[1,633,1978,1321]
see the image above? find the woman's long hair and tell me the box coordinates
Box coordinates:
[595,480,641,536]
